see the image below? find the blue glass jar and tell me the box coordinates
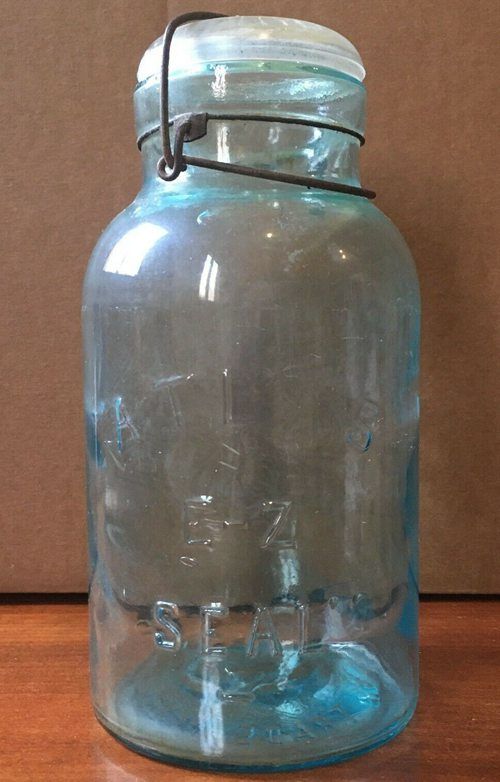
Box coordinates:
[83,15,419,772]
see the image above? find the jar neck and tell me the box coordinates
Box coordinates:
[135,63,366,190]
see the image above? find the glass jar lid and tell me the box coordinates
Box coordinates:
[137,15,365,84]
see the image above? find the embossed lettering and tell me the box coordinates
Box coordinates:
[113,396,139,452]
[260,500,295,549]
[183,496,224,547]
[297,602,309,653]
[346,399,378,452]
[153,600,182,652]
[222,368,233,424]
[219,442,240,472]
[346,428,372,452]
[201,602,228,655]
[246,607,283,657]
[153,373,193,429]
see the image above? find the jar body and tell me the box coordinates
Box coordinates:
[84,176,419,769]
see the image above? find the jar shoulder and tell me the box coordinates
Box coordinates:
[84,190,419,304]
[84,201,138,281]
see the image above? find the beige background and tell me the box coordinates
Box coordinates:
[1,0,499,593]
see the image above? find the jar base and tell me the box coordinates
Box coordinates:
[97,703,416,772]
[94,642,417,772]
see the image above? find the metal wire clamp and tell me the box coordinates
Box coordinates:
[148,11,376,199]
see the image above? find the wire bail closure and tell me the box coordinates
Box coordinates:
[154,11,376,199]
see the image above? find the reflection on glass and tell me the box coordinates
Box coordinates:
[198,254,219,302]
[199,658,225,756]
[103,223,167,276]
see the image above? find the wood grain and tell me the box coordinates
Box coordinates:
[0,600,498,781]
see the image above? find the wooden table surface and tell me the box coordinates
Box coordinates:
[0,600,498,782]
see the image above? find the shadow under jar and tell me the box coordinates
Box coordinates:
[83,14,420,773]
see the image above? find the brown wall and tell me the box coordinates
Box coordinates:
[1,0,498,593]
